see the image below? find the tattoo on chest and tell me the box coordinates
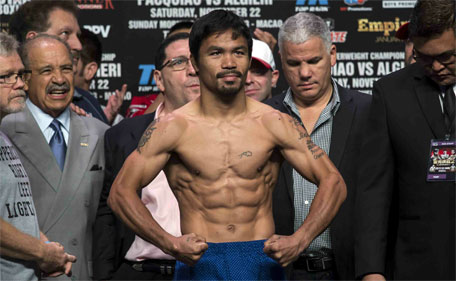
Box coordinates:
[137,118,159,153]
[239,151,253,158]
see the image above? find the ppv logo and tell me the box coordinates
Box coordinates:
[83,25,111,38]
[138,65,156,86]
[344,0,366,5]
[296,0,328,5]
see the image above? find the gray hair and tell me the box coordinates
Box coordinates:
[0,32,19,56]
[20,33,72,68]
[278,12,331,53]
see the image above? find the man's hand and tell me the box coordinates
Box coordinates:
[264,234,306,267]
[168,233,208,266]
[38,242,76,276]
[104,84,127,123]
[362,273,386,281]
[253,28,277,51]
[70,103,88,117]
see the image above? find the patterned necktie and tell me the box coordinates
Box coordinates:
[49,119,67,170]
[443,86,455,137]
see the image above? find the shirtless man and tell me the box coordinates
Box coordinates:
[108,10,346,280]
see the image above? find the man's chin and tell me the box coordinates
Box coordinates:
[4,102,26,115]
[430,74,456,87]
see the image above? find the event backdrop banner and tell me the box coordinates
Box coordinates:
[0,0,415,115]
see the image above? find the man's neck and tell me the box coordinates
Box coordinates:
[200,91,248,120]
[292,83,334,134]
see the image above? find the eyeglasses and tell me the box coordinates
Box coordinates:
[0,70,32,85]
[413,48,456,66]
[159,56,190,71]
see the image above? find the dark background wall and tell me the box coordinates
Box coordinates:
[0,0,415,115]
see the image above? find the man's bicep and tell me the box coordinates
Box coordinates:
[276,114,329,184]
[118,117,180,189]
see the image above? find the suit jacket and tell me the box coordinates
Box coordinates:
[93,112,156,280]
[1,105,108,280]
[74,87,109,124]
[355,63,455,280]
[265,83,371,280]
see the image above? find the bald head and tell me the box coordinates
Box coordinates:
[21,34,72,69]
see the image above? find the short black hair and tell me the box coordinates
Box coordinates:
[79,28,102,67]
[155,32,190,70]
[409,0,455,39]
[9,0,78,43]
[168,21,193,37]
[189,10,252,62]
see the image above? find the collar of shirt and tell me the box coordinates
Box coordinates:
[283,78,341,127]
[26,98,70,145]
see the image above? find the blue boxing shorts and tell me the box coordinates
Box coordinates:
[173,239,286,280]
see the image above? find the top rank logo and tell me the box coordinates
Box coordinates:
[295,0,329,12]
[75,0,114,10]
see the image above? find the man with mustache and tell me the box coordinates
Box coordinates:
[0,32,76,281]
[1,34,108,280]
[265,12,371,280]
[108,10,346,280]
[93,32,200,280]
[356,0,455,280]
[9,0,126,125]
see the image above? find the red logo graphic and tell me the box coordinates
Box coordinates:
[75,0,114,10]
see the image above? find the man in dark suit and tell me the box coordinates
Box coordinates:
[355,0,455,280]
[93,32,200,280]
[265,12,371,280]
[1,34,108,280]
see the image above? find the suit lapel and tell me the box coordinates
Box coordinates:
[329,86,355,168]
[413,68,447,139]
[11,106,61,191]
[42,112,95,232]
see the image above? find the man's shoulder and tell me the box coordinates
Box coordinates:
[375,63,422,87]
[264,90,287,110]
[0,110,27,134]
[73,112,109,135]
[336,84,372,106]
[106,113,155,136]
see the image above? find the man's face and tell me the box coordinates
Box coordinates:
[27,39,74,118]
[245,59,278,102]
[0,52,27,116]
[280,37,336,105]
[45,8,82,65]
[192,29,250,97]
[412,28,456,86]
[154,39,200,108]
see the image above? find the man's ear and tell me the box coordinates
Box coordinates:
[153,69,165,93]
[190,54,199,74]
[83,62,99,81]
[25,31,38,40]
[271,70,279,88]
